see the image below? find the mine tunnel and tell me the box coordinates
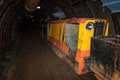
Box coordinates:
[0,0,120,80]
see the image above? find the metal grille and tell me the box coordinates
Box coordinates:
[94,21,106,36]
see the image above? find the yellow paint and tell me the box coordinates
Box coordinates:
[49,19,109,51]
[49,23,64,42]
[105,22,109,36]
[77,20,109,51]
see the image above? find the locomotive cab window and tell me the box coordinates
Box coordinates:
[64,23,79,56]
[94,21,107,36]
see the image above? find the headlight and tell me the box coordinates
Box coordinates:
[86,22,94,30]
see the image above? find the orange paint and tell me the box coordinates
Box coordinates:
[76,50,90,58]
[75,50,90,74]
[49,36,90,74]
[49,36,69,55]
[49,18,106,24]
[49,18,88,24]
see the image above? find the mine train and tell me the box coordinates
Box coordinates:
[47,18,109,75]
[48,18,109,74]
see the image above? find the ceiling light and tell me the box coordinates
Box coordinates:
[37,6,41,9]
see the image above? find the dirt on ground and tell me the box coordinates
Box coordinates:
[10,25,82,80]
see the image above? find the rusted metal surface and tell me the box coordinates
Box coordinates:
[25,0,41,12]
[90,36,120,80]
[49,18,107,24]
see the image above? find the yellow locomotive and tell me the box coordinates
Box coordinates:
[47,18,109,75]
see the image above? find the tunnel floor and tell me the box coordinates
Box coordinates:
[9,24,82,80]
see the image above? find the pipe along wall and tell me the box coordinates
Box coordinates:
[0,0,25,75]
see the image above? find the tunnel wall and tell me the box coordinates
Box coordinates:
[0,0,24,62]
[112,13,120,35]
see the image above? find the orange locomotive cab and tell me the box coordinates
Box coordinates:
[48,18,109,75]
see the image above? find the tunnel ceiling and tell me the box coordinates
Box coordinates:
[36,0,95,19]
[29,0,115,35]
[101,0,120,13]
[0,0,117,35]
[0,0,25,60]
[39,0,90,18]
[31,0,111,20]
[99,0,120,35]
